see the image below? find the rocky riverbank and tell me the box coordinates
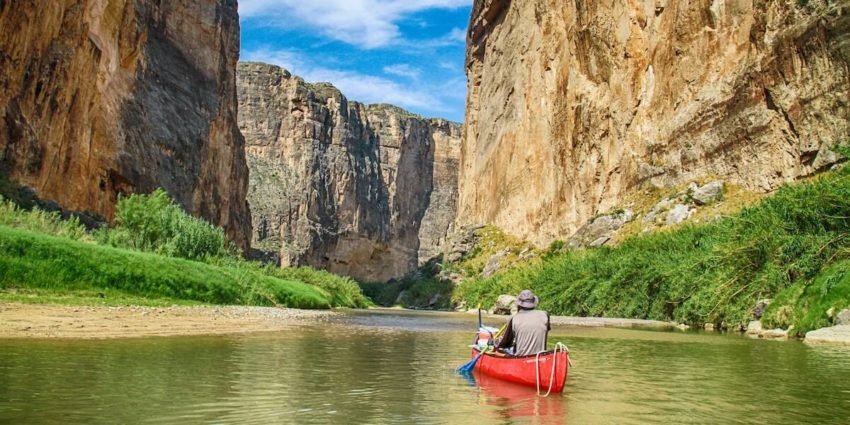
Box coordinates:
[0,303,333,339]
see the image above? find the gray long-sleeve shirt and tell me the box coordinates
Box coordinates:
[496,309,551,356]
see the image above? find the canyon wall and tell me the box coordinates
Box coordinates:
[237,62,462,282]
[461,0,850,245]
[0,0,251,248]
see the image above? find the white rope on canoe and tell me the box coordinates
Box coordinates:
[535,342,570,397]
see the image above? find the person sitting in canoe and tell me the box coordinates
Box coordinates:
[495,289,551,356]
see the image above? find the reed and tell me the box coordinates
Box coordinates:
[455,163,850,334]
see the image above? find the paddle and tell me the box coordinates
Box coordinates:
[456,320,507,374]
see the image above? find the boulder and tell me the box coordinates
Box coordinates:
[454,299,467,312]
[704,323,715,331]
[568,209,635,249]
[837,309,850,326]
[480,249,509,278]
[665,204,693,226]
[762,328,790,339]
[445,225,486,263]
[491,294,518,315]
[689,181,724,205]
[805,325,850,346]
[745,320,763,336]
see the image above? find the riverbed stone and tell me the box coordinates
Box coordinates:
[762,328,790,339]
[491,294,518,315]
[745,320,763,336]
[805,325,850,346]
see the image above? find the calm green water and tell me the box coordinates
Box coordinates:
[2,309,850,424]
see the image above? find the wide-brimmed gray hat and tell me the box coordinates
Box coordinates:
[516,289,539,309]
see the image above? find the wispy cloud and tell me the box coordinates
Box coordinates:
[243,48,446,112]
[383,64,421,80]
[239,0,471,49]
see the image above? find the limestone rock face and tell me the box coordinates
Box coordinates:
[461,0,850,245]
[237,62,462,282]
[0,0,251,249]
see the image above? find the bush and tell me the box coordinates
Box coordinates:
[97,189,236,261]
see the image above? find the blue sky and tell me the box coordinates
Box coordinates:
[239,0,473,122]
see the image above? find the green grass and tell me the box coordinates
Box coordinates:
[253,265,371,308]
[0,226,332,309]
[454,165,850,335]
[763,260,850,333]
[359,277,453,309]
[0,190,371,309]
[0,197,91,241]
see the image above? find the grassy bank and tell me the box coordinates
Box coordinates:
[455,164,850,335]
[0,190,370,309]
[0,226,332,308]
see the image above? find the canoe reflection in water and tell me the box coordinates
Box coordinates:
[471,370,567,423]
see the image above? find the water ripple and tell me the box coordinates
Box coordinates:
[1,311,849,424]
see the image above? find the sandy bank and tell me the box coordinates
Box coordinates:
[549,316,677,329]
[0,303,333,339]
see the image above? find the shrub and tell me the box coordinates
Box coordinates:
[97,189,236,261]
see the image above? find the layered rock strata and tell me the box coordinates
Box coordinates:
[461,0,850,245]
[237,62,462,282]
[0,0,251,248]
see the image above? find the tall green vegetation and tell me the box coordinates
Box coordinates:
[97,189,235,261]
[456,162,850,335]
[0,189,370,309]
[0,198,90,241]
[0,226,330,308]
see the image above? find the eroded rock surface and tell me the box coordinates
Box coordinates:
[460,0,850,245]
[568,209,634,249]
[0,0,251,249]
[237,62,462,282]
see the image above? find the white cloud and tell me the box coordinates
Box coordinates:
[239,0,472,49]
[243,48,446,112]
[383,64,421,80]
[448,27,467,43]
[438,61,459,71]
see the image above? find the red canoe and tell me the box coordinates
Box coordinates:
[471,346,569,393]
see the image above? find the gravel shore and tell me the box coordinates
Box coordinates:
[549,316,677,329]
[0,303,334,339]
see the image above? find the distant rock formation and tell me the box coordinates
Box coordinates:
[237,62,461,282]
[0,0,251,249]
[460,0,850,246]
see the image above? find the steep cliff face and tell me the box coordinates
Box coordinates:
[0,0,251,248]
[461,0,850,244]
[237,62,462,282]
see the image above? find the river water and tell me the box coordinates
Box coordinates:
[1,309,849,424]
